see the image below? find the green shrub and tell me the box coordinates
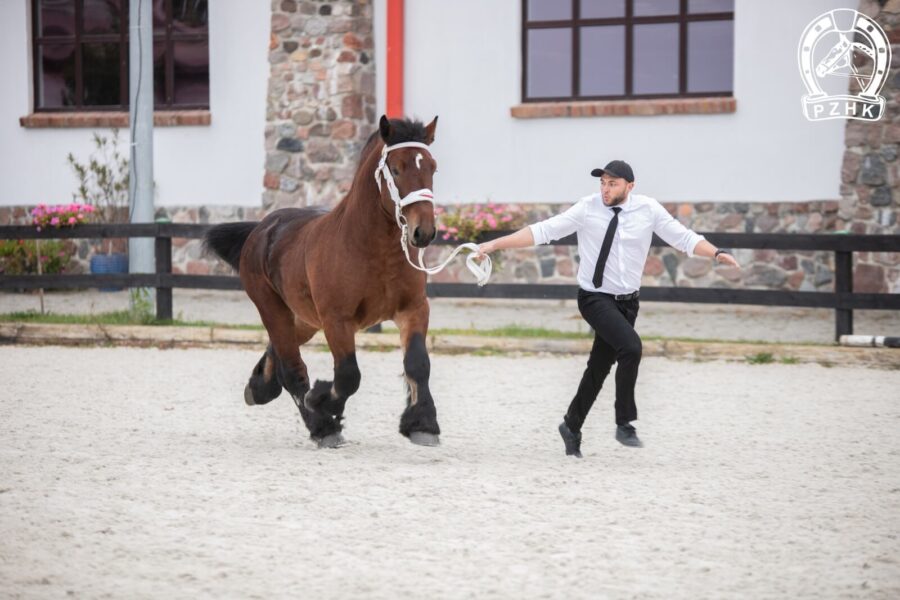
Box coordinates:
[0,239,75,275]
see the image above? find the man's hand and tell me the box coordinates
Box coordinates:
[716,252,739,268]
[476,240,497,259]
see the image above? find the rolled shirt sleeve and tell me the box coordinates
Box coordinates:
[652,201,705,257]
[529,200,586,245]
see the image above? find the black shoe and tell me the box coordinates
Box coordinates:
[558,421,583,458]
[616,423,643,447]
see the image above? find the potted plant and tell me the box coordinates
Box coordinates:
[67,130,130,291]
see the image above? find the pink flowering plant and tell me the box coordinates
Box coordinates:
[0,239,74,275]
[434,202,526,243]
[31,203,94,231]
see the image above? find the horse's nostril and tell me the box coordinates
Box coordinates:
[413,227,422,243]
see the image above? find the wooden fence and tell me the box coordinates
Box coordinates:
[1,223,899,341]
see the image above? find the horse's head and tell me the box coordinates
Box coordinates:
[377,115,438,248]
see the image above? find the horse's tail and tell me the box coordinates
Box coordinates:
[204,222,257,272]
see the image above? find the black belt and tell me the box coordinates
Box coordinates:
[586,289,640,301]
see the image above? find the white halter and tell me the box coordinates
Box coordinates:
[375,141,491,286]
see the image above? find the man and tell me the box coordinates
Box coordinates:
[477,160,740,458]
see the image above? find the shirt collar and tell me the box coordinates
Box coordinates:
[596,192,638,212]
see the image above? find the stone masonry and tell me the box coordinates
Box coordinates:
[263,0,376,210]
[422,200,900,294]
[837,0,900,292]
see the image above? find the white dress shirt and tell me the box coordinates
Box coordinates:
[529,193,705,295]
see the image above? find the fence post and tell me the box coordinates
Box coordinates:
[155,234,173,321]
[834,250,853,341]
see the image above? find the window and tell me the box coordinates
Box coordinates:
[522,0,734,102]
[32,0,209,111]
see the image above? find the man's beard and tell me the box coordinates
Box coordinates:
[605,192,627,206]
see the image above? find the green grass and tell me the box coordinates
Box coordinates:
[0,312,832,349]
[419,326,592,340]
[0,310,262,330]
[746,352,775,365]
[780,356,800,365]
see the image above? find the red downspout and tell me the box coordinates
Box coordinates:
[386,0,404,118]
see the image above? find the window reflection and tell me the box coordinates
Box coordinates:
[38,43,76,107]
[38,0,74,37]
[83,0,121,35]
[173,0,208,31]
[34,0,210,110]
[174,40,210,105]
[82,42,121,105]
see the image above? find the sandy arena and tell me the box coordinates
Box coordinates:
[1,345,899,598]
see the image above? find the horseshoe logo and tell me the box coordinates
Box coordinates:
[798,9,891,121]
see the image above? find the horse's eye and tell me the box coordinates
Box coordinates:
[391,167,400,177]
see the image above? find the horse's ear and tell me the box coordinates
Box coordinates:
[424,116,438,145]
[379,115,392,141]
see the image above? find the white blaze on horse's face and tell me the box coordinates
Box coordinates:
[415,153,423,170]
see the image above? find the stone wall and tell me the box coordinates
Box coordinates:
[424,200,897,294]
[843,0,900,235]
[1,199,896,293]
[263,0,376,211]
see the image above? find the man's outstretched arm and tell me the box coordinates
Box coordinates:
[693,239,740,267]
[477,227,535,256]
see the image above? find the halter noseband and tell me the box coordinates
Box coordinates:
[375,141,435,227]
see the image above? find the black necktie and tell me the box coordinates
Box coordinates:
[592,207,622,289]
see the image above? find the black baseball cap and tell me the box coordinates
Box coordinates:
[591,160,634,182]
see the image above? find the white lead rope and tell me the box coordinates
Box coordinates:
[376,141,492,286]
[400,226,492,286]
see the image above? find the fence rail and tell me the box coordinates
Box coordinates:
[1,223,899,341]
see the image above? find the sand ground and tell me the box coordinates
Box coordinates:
[1,345,898,599]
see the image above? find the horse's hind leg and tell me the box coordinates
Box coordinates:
[244,344,283,406]
[247,284,312,399]
[303,320,360,437]
[284,321,347,447]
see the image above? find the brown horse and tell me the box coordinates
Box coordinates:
[205,116,441,448]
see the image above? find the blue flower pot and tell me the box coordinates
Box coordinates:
[90,253,128,292]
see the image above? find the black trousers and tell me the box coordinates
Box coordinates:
[564,289,642,432]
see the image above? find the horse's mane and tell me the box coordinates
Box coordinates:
[359,118,430,164]
[341,118,430,210]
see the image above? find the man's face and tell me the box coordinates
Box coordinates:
[600,175,633,206]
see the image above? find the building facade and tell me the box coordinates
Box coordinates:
[0,0,897,292]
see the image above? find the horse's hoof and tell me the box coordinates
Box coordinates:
[316,432,346,449]
[243,384,255,406]
[408,432,440,447]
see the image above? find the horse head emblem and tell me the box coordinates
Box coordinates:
[799,8,891,121]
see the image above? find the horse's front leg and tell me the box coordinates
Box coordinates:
[395,301,440,446]
[302,319,361,448]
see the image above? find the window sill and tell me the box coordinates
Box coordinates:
[19,110,211,128]
[510,97,736,119]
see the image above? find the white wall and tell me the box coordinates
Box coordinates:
[0,0,270,208]
[376,0,854,204]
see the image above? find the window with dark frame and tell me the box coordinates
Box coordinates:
[32,0,209,112]
[522,0,734,102]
